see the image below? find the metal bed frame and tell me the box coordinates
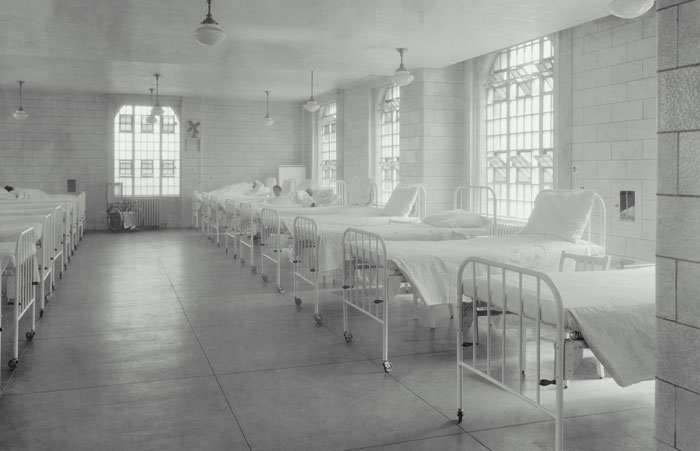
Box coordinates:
[192,190,200,229]
[5,227,38,371]
[200,192,211,237]
[340,190,606,374]
[238,202,256,272]
[293,182,423,322]
[456,253,611,451]
[259,208,287,293]
[209,195,222,247]
[223,198,240,258]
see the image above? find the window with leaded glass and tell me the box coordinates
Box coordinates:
[319,103,337,188]
[113,105,180,197]
[379,85,400,203]
[485,37,554,219]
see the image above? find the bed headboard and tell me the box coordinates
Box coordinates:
[453,185,497,224]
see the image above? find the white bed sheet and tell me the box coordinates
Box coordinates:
[0,221,44,242]
[310,222,489,273]
[462,267,655,387]
[384,234,604,307]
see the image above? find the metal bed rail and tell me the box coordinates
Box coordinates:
[36,212,54,317]
[7,227,38,370]
[238,202,256,272]
[259,208,287,293]
[342,228,393,373]
[456,256,567,451]
[209,196,222,247]
[292,216,320,316]
[192,190,201,229]
[223,199,240,258]
[200,192,211,237]
[332,180,347,206]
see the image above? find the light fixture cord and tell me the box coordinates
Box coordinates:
[155,74,160,105]
[310,71,314,98]
[265,91,270,115]
[19,81,24,107]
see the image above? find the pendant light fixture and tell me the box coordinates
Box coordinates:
[303,70,320,113]
[608,0,654,18]
[13,81,29,120]
[194,0,226,46]
[263,90,274,126]
[151,73,164,117]
[390,48,414,87]
[146,88,158,124]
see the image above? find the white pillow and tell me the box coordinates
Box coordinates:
[348,177,373,206]
[294,190,315,207]
[423,210,491,228]
[0,190,16,200]
[381,184,419,217]
[521,190,596,242]
[312,188,337,207]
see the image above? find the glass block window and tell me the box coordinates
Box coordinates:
[113,105,180,197]
[119,114,133,133]
[485,37,554,219]
[162,115,176,134]
[379,85,401,203]
[140,115,154,134]
[319,103,337,188]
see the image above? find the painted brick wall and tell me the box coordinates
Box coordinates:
[655,1,700,449]
[0,88,108,230]
[341,82,374,183]
[0,89,302,230]
[570,11,658,261]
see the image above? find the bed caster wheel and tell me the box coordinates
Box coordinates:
[276,285,284,294]
[52,282,56,290]
[314,313,322,324]
[382,361,393,373]
[241,258,245,266]
[251,266,257,274]
[225,248,228,253]
[40,309,45,318]
[294,297,302,306]
[26,330,35,341]
[457,409,463,424]
[233,254,238,260]
[8,359,18,370]
[262,274,268,282]
[60,272,63,279]
[217,243,221,248]
[343,331,353,343]
[45,294,51,303]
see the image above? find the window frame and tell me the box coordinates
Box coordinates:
[377,84,401,203]
[317,102,337,188]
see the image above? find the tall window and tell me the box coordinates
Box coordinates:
[114,105,180,197]
[319,103,337,188]
[485,37,554,219]
[379,85,400,203]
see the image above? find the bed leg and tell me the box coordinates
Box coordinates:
[412,292,419,320]
[596,359,605,379]
[429,306,436,329]
[448,302,454,319]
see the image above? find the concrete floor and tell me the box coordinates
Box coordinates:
[0,230,656,450]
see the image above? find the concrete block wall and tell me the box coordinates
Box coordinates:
[180,97,302,227]
[656,0,700,449]
[341,82,374,184]
[570,11,658,261]
[0,88,108,230]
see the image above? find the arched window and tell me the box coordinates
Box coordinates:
[318,102,337,188]
[485,37,554,219]
[114,105,180,197]
[379,85,401,203]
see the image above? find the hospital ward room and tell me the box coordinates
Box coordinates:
[0,0,697,450]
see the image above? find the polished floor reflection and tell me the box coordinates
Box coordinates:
[0,230,655,450]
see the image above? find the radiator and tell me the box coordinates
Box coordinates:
[123,197,162,228]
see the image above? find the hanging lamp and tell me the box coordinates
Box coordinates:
[608,0,654,18]
[390,48,414,87]
[13,81,29,120]
[263,91,274,126]
[151,74,164,116]
[146,88,158,124]
[303,70,320,112]
[194,0,226,46]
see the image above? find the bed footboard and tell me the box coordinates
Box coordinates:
[8,228,38,371]
[292,216,320,316]
[342,228,393,373]
[457,257,566,451]
[260,208,286,293]
[238,202,256,272]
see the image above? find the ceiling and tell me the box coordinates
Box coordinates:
[0,0,613,102]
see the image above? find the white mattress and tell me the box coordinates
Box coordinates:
[462,267,655,387]
[309,222,489,273]
[0,239,38,275]
[384,234,604,307]
[0,221,44,242]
